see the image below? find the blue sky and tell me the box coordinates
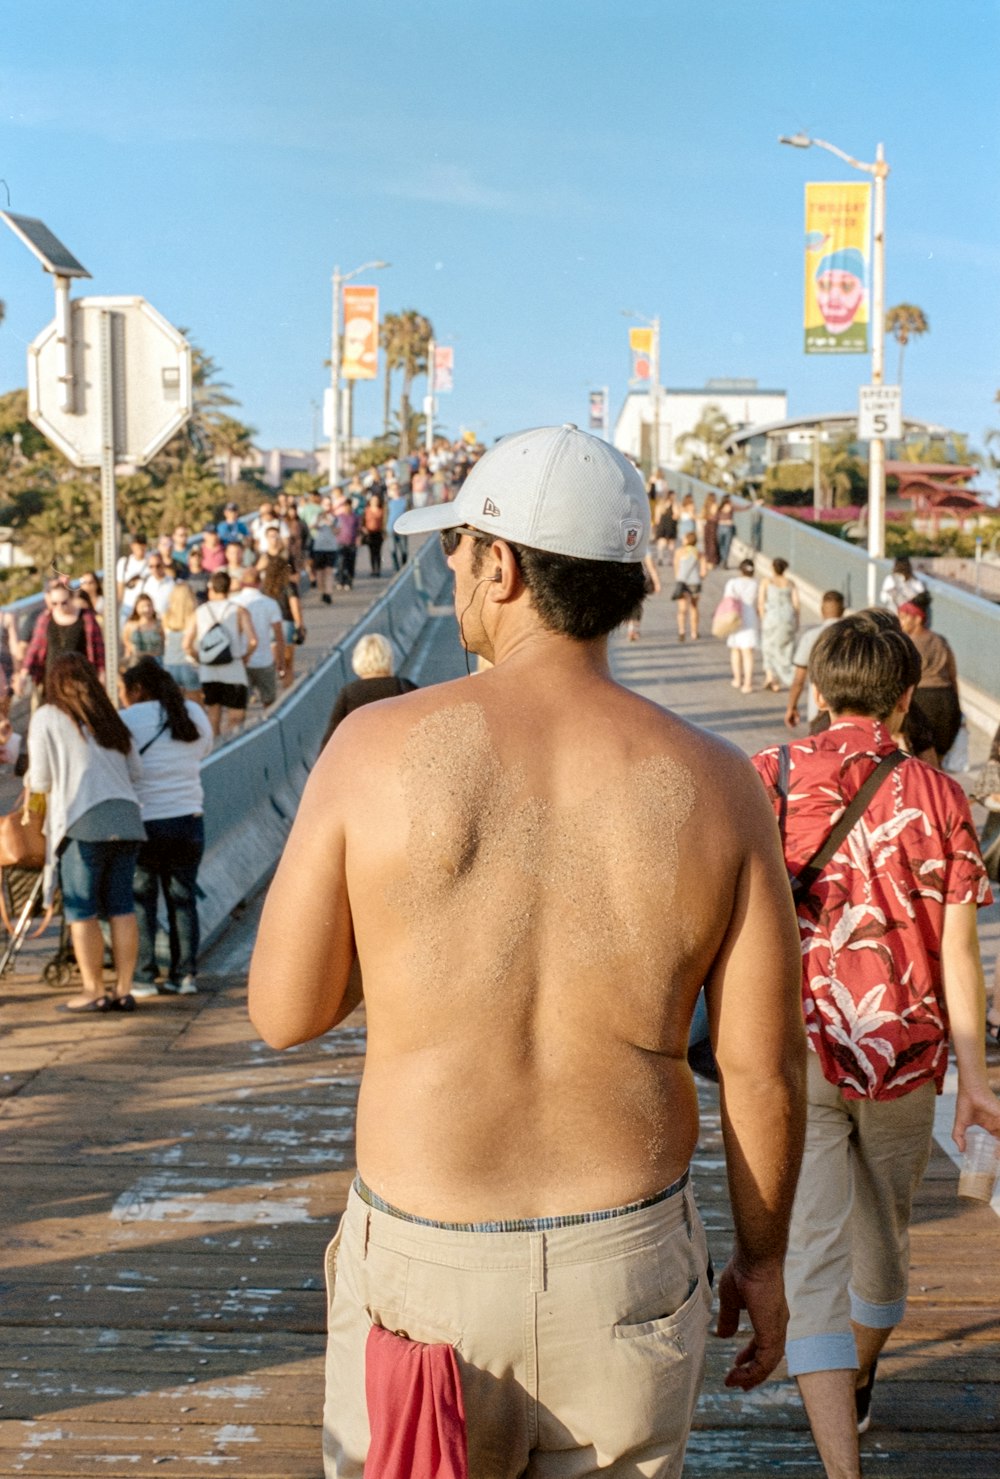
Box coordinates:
[1,0,998,464]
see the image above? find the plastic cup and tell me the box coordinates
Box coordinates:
[958,1126,1000,1202]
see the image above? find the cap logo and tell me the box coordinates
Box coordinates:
[622,522,642,551]
[482,498,501,517]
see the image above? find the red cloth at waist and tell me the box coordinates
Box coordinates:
[364,1322,468,1479]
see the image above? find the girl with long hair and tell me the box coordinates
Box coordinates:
[162,581,201,698]
[27,653,145,1012]
[121,657,213,997]
[123,593,164,666]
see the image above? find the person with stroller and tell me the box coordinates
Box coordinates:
[27,653,145,1013]
[120,658,213,998]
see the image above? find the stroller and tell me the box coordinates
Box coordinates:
[0,864,77,988]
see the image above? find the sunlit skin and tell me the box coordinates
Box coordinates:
[815,270,864,332]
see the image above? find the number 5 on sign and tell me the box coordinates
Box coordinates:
[859,385,902,441]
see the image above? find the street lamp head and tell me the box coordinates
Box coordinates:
[779,132,812,149]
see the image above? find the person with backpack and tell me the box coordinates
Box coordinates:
[182,571,256,735]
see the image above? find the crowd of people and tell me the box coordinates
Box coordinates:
[0,442,487,1009]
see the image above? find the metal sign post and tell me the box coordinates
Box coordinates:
[98,311,121,702]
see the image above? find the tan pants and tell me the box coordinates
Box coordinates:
[323,1179,712,1478]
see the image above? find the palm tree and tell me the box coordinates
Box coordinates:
[393,310,433,457]
[884,304,929,386]
[209,415,257,486]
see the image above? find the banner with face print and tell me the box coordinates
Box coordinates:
[432,344,454,392]
[804,183,871,354]
[342,285,379,379]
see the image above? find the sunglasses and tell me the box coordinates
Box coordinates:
[439,526,478,557]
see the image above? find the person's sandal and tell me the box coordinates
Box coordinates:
[986,1017,1000,1047]
[61,994,114,1014]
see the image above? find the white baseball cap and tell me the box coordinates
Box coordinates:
[393,423,650,561]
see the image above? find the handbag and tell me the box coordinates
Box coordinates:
[711,594,742,638]
[0,788,46,871]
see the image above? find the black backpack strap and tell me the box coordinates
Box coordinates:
[776,745,790,840]
[791,749,907,901]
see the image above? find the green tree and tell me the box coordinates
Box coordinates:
[675,404,738,487]
[209,414,257,486]
[379,313,406,435]
[392,310,433,457]
[762,436,865,507]
[884,303,929,386]
[283,470,324,501]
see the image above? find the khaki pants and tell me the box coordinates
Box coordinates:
[784,1053,936,1376]
[323,1178,712,1478]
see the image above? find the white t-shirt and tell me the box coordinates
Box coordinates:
[116,553,149,612]
[233,588,284,670]
[123,572,175,618]
[792,618,839,721]
[192,599,248,686]
[121,699,213,820]
[250,516,289,552]
[724,575,760,648]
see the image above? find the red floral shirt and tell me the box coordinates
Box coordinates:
[753,719,991,1101]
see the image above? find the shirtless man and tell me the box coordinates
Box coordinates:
[249,424,806,1478]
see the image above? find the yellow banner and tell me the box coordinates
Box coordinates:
[342,285,379,380]
[629,326,652,381]
[804,182,871,354]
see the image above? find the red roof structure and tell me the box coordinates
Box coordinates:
[885,462,987,517]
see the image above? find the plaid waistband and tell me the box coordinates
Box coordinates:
[352,1169,689,1233]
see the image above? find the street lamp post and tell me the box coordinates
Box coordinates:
[329,259,389,490]
[779,133,890,604]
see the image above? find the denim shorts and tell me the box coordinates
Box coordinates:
[59,839,140,922]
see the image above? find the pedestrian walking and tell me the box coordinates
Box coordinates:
[121,657,213,999]
[716,496,736,568]
[758,557,800,691]
[258,540,304,688]
[784,591,846,730]
[250,423,806,1478]
[27,653,145,1013]
[162,583,202,699]
[233,567,284,708]
[19,579,105,701]
[752,611,998,1479]
[880,556,926,613]
[723,558,760,694]
[671,531,706,641]
[333,496,359,590]
[183,571,257,734]
[122,594,165,667]
[898,599,961,762]
[701,492,720,570]
[361,493,386,577]
[653,490,678,565]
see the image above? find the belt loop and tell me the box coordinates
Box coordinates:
[529,1232,546,1293]
[363,1211,371,1260]
[683,1185,693,1241]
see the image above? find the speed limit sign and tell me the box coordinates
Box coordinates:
[858,385,902,441]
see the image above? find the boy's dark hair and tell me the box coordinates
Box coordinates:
[469,534,646,642]
[810,609,920,720]
[210,570,231,595]
[772,557,788,576]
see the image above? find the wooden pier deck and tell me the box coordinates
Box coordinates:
[2,568,998,1476]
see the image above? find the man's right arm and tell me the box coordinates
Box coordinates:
[785,665,808,729]
[705,764,806,1390]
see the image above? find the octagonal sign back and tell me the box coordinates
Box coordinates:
[28,295,193,468]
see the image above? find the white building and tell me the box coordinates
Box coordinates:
[613,378,787,471]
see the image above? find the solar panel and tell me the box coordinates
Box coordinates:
[0,211,91,278]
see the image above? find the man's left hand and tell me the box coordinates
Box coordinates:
[715,1254,788,1391]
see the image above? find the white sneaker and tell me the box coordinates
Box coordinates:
[130,982,160,999]
[176,975,198,995]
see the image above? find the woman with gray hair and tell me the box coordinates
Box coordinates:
[321,634,417,747]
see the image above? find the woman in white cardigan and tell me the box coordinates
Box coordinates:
[27,654,145,1012]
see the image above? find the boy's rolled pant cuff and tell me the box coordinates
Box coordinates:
[850,1287,906,1329]
[785,1332,858,1377]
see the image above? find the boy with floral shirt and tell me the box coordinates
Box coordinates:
[753,609,999,1479]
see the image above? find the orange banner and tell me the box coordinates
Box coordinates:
[342,285,379,380]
